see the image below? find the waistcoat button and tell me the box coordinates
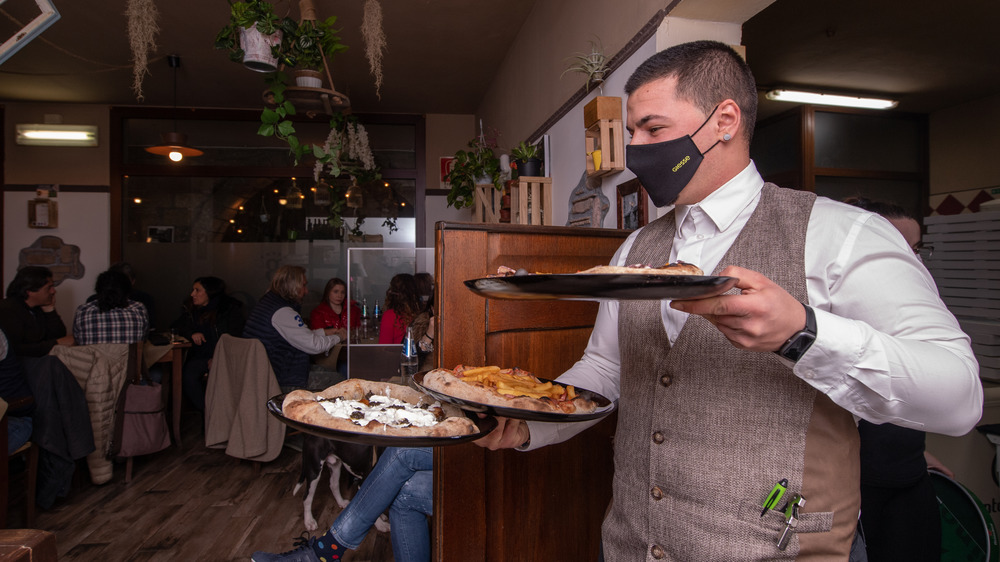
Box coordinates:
[651,486,663,500]
[651,544,665,559]
[659,374,671,386]
[652,431,664,444]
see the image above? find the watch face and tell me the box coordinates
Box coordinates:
[780,332,815,362]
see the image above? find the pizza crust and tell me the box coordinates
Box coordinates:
[578,262,703,276]
[282,379,477,438]
[422,369,598,415]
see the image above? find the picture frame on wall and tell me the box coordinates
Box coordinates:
[147,226,174,243]
[617,178,648,230]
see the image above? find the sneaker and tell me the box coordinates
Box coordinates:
[251,534,320,562]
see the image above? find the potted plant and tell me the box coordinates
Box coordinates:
[214,0,292,72]
[445,135,503,210]
[279,16,349,87]
[510,140,542,178]
[562,38,610,93]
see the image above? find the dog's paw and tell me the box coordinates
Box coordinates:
[374,513,391,533]
[304,515,319,532]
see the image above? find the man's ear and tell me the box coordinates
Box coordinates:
[716,99,741,141]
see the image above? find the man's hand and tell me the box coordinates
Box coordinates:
[669,266,806,352]
[191,332,207,345]
[474,416,529,450]
[57,335,74,346]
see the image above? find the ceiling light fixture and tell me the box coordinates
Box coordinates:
[765,89,898,110]
[16,124,98,147]
[145,55,203,162]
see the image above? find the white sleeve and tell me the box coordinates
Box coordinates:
[800,206,982,436]
[523,241,631,451]
[271,307,340,354]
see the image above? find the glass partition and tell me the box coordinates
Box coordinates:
[346,247,434,381]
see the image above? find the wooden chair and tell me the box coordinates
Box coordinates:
[0,397,39,528]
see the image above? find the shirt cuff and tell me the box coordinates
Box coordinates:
[792,307,868,395]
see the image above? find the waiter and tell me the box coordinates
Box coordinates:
[478,40,981,560]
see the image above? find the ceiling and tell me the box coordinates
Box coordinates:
[0,0,998,121]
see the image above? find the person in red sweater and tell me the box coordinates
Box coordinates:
[378,274,421,344]
[308,278,360,332]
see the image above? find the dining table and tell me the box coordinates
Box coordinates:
[143,339,192,446]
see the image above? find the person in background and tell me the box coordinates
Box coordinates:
[252,447,432,562]
[309,278,360,334]
[0,267,93,509]
[171,276,245,412]
[73,269,149,345]
[477,40,980,560]
[0,266,74,356]
[308,278,359,381]
[378,273,421,345]
[412,273,436,366]
[244,265,345,391]
[844,196,951,562]
[108,262,157,329]
[0,329,34,455]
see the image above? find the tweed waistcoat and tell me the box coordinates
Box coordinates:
[603,184,860,561]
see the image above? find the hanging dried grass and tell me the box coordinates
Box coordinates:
[126,0,159,101]
[361,0,386,99]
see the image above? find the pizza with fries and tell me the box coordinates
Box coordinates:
[282,379,478,438]
[421,365,599,415]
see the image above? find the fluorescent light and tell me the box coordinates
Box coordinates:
[16,124,98,146]
[765,89,898,110]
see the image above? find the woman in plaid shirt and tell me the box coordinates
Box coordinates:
[73,270,149,345]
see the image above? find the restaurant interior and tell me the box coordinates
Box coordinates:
[1,0,999,559]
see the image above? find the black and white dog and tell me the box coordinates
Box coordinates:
[293,435,390,533]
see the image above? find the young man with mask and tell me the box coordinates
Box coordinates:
[476,41,981,560]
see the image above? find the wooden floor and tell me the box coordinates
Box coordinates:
[11,418,394,561]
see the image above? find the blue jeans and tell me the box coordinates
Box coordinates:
[7,416,32,454]
[330,447,432,562]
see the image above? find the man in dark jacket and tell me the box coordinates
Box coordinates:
[0,266,74,356]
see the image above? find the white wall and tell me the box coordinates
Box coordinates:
[2,191,110,323]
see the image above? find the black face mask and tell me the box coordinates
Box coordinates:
[625,105,721,207]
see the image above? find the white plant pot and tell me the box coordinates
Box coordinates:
[239,26,282,73]
[294,70,324,88]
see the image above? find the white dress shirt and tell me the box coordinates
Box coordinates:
[527,162,982,448]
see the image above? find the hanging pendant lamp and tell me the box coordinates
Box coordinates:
[146,55,203,162]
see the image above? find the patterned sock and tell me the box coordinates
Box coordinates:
[312,531,347,561]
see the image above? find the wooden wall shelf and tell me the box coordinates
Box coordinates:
[585,119,625,178]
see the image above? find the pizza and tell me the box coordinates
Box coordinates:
[422,365,598,415]
[577,261,703,276]
[282,379,478,438]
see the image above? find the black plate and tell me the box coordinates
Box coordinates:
[411,371,616,422]
[267,394,498,446]
[464,274,738,301]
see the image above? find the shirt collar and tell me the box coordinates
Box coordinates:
[675,161,764,234]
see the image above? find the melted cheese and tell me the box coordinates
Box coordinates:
[318,394,441,429]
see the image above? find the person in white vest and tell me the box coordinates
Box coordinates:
[477,40,982,561]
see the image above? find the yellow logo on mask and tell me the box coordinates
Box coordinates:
[672,155,691,173]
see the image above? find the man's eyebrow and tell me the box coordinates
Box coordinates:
[628,114,667,134]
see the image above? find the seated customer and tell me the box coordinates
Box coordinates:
[0,329,34,455]
[171,276,245,412]
[308,278,359,382]
[252,447,432,562]
[244,266,345,391]
[0,266,74,356]
[73,269,149,345]
[378,274,422,345]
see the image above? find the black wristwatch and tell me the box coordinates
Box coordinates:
[775,303,817,362]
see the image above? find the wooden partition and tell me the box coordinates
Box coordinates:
[433,222,629,562]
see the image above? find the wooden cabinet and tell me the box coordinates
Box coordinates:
[432,222,628,562]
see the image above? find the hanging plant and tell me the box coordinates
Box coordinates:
[361,0,387,99]
[126,0,160,101]
[562,38,609,93]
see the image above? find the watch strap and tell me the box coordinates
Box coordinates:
[775,303,817,362]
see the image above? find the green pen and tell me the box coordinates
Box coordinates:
[761,478,788,517]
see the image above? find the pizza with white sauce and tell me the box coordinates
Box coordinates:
[282,379,478,438]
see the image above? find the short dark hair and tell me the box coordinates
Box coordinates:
[842,196,912,220]
[109,261,136,282]
[625,40,758,144]
[95,270,133,312]
[6,266,53,301]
